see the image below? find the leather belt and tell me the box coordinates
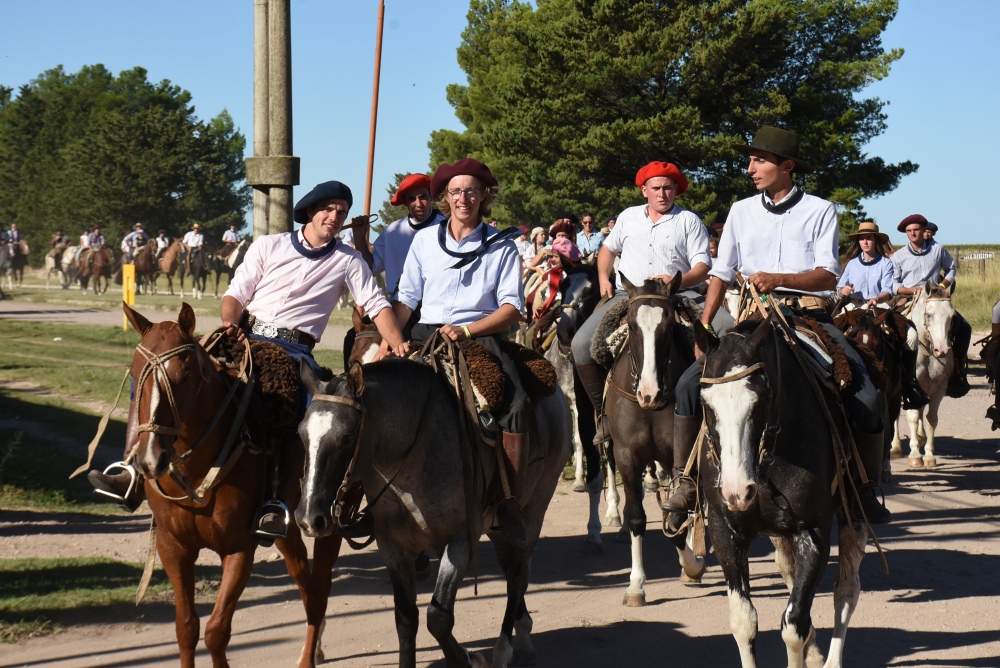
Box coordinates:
[246,314,316,350]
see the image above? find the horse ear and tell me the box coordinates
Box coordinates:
[621,274,637,297]
[665,271,682,296]
[347,361,365,397]
[178,303,196,337]
[692,320,719,356]
[123,302,152,336]
[300,359,325,396]
[749,311,773,351]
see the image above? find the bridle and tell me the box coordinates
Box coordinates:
[308,392,369,542]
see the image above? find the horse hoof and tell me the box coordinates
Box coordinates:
[582,538,603,555]
[908,457,924,468]
[643,481,658,493]
[923,456,937,468]
[470,651,489,668]
[889,448,903,459]
[572,481,586,493]
[681,560,707,585]
[622,591,646,607]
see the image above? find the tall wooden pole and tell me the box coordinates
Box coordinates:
[363,0,386,217]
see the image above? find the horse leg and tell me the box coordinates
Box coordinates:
[159,542,201,668]
[711,531,758,667]
[770,537,823,666]
[618,453,648,607]
[825,515,866,668]
[276,529,342,668]
[491,538,534,668]
[779,530,830,668]
[203,549,255,667]
[380,543,421,668]
[890,413,903,458]
[603,446,622,528]
[905,407,924,467]
[583,467,604,554]
[923,394,943,467]
[426,535,487,668]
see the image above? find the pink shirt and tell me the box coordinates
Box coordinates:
[225,231,390,342]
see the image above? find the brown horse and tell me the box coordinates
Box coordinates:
[132,241,158,294]
[4,239,29,289]
[122,303,340,667]
[88,247,116,294]
[156,239,184,295]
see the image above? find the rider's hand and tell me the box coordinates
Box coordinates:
[391,340,411,358]
[749,271,783,294]
[439,324,466,342]
[599,276,614,299]
[350,215,370,241]
[222,320,246,342]
[839,285,854,297]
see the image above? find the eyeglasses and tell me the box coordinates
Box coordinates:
[447,188,481,200]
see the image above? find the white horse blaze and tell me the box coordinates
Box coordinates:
[702,369,757,509]
[635,304,663,402]
[302,411,334,510]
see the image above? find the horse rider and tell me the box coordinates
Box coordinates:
[393,158,532,548]
[50,228,68,248]
[121,223,149,263]
[672,125,892,523]
[154,229,170,260]
[182,222,204,272]
[572,160,725,447]
[576,212,604,259]
[77,225,105,266]
[6,223,22,243]
[923,220,938,242]
[219,223,240,259]
[88,180,410,538]
[354,172,447,345]
[891,213,971,398]
[838,221,929,410]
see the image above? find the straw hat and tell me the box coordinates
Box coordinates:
[848,221,888,244]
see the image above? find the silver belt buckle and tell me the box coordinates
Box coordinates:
[258,321,278,339]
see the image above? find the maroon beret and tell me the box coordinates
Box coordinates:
[390,174,431,206]
[635,161,689,195]
[549,220,575,237]
[897,214,928,233]
[430,158,498,199]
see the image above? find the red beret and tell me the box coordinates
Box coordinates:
[430,158,498,199]
[390,174,432,206]
[897,214,928,233]
[635,161,689,195]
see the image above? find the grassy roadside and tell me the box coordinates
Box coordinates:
[0,557,219,643]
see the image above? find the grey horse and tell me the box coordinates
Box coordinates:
[296,357,571,668]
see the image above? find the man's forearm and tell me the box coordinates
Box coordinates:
[596,246,615,281]
[680,263,710,289]
[221,296,244,326]
[392,301,414,331]
[702,277,727,325]
[372,308,405,348]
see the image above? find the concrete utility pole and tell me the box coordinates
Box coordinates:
[246,0,299,237]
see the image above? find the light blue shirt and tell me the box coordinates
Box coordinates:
[891,239,957,292]
[398,220,524,326]
[837,254,894,300]
[576,230,604,256]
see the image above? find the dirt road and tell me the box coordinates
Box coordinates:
[2,302,999,667]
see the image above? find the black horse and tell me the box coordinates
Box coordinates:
[603,273,706,605]
[186,248,212,299]
[212,238,250,297]
[693,315,868,667]
[296,359,571,668]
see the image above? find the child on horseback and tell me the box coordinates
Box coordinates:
[672,126,893,524]
[392,158,533,547]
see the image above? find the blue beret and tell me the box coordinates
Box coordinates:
[293,181,353,224]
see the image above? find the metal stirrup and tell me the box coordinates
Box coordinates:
[93,461,138,503]
[255,500,290,539]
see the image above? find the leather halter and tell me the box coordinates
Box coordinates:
[607,292,680,405]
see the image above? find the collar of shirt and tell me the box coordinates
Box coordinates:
[644,204,682,225]
[907,240,932,256]
[762,185,800,206]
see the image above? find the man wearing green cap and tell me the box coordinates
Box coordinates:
[669,126,892,524]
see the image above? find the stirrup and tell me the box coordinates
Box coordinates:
[255,500,290,540]
[92,461,138,503]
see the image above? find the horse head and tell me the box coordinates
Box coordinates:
[296,361,366,538]
[622,272,682,409]
[556,264,601,347]
[915,281,955,358]
[125,302,216,481]
[695,314,774,512]
[348,309,381,365]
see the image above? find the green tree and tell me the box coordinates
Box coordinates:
[0,65,250,263]
[430,0,916,238]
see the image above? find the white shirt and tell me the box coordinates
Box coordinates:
[225,231,390,342]
[372,210,446,299]
[604,204,711,285]
[183,231,204,248]
[397,220,524,326]
[80,234,91,248]
[340,227,355,247]
[156,236,169,251]
[222,229,239,243]
[710,188,840,296]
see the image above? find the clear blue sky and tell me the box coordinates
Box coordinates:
[2,1,997,245]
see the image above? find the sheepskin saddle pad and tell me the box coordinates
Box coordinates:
[590,294,703,369]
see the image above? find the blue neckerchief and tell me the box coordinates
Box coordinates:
[858,253,883,266]
[290,230,339,259]
[409,209,445,231]
[761,185,804,214]
[436,219,521,269]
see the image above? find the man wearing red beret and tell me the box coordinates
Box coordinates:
[892,213,970,397]
[673,126,892,524]
[571,160,720,447]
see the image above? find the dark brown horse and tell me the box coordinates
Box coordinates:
[132,240,158,294]
[122,303,340,667]
[4,239,29,289]
[88,247,116,294]
[603,274,706,606]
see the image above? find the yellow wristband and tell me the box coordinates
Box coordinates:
[702,322,712,331]
[938,282,947,289]
[461,325,473,340]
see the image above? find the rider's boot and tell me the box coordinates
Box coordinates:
[900,345,930,410]
[851,428,892,524]
[256,436,303,544]
[946,316,972,398]
[661,413,701,514]
[576,362,611,445]
[495,431,531,550]
[87,399,145,512]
